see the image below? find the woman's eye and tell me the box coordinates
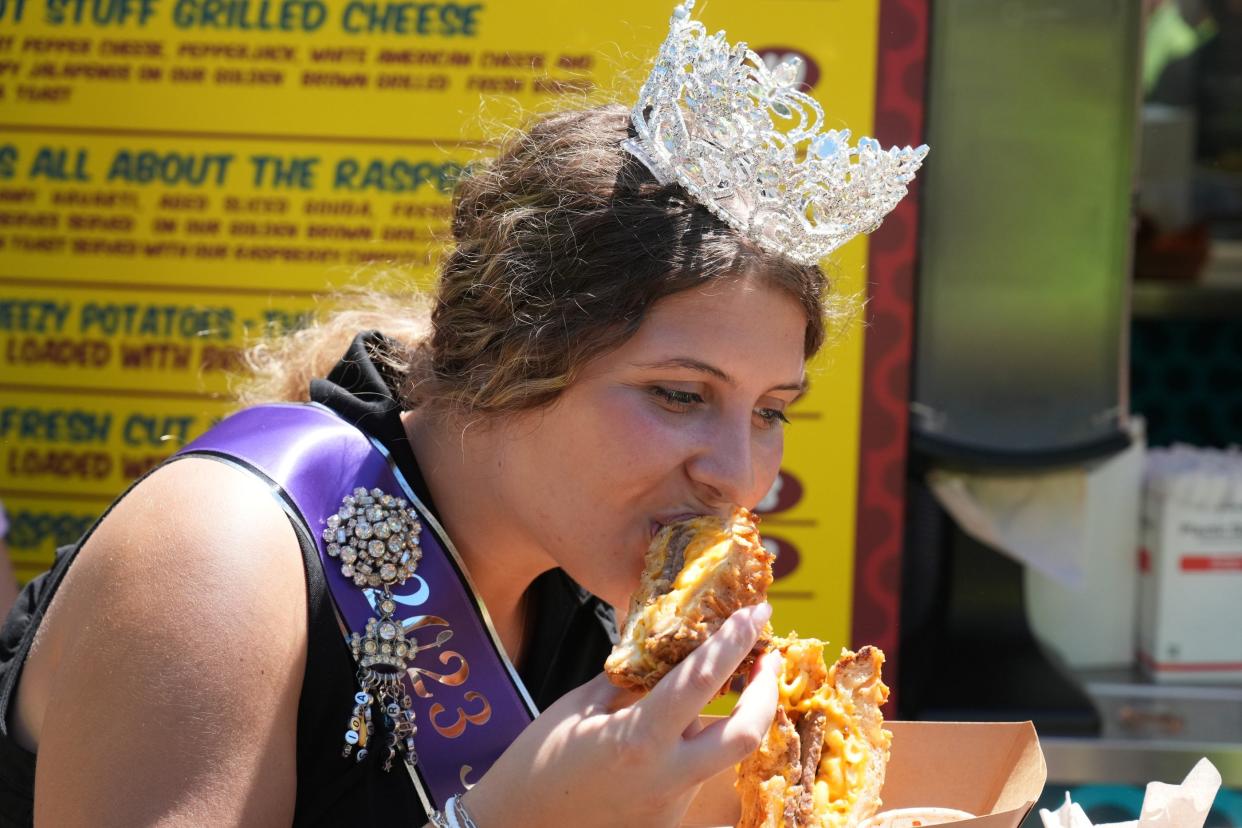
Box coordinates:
[754,407,791,429]
[650,386,703,410]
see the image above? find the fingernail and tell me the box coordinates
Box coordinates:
[753,602,772,625]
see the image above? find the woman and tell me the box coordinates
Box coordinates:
[0,5,925,823]
[0,105,815,827]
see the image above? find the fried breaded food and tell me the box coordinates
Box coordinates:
[605,507,772,692]
[737,637,892,828]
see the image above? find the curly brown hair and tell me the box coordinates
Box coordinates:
[239,105,834,414]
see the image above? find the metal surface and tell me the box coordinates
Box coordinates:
[1090,675,1242,745]
[912,0,1141,461]
[1043,737,1242,786]
[1041,666,1242,785]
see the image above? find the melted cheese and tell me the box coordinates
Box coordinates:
[775,637,829,713]
[768,637,884,827]
[672,534,735,598]
[778,670,809,707]
[609,513,757,679]
[621,533,732,665]
[805,683,870,821]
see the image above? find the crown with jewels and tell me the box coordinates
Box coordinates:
[622,0,929,266]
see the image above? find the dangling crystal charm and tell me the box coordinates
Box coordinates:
[348,596,421,770]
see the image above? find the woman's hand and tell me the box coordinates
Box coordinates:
[461,602,779,828]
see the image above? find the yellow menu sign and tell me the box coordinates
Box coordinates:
[0,0,880,653]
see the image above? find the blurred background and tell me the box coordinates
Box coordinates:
[1,0,1240,824]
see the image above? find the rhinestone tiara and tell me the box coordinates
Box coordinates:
[623,0,929,266]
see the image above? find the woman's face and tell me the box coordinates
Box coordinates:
[494,275,809,609]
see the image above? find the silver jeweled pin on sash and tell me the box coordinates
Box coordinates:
[323,486,424,770]
[178,402,540,810]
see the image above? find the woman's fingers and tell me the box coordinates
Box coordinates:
[636,602,773,739]
[679,650,781,783]
[567,672,645,717]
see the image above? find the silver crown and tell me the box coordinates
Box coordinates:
[623,0,929,265]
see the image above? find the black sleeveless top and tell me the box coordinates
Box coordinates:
[0,332,617,826]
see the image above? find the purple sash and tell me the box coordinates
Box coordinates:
[177,402,537,811]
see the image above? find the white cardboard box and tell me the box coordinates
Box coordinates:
[1138,449,1242,682]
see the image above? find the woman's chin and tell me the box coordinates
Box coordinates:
[601,586,631,614]
[597,576,638,615]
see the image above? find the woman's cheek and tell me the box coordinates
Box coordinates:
[608,394,691,453]
[751,432,785,505]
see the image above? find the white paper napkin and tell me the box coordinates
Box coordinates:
[1039,759,1221,828]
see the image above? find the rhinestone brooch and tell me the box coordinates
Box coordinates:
[323,486,424,771]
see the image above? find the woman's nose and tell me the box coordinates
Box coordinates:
[684,414,756,508]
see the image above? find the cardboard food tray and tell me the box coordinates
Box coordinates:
[683,720,1047,828]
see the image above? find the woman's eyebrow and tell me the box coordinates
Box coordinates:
[637,357,733,382]
[635,357,808,395]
